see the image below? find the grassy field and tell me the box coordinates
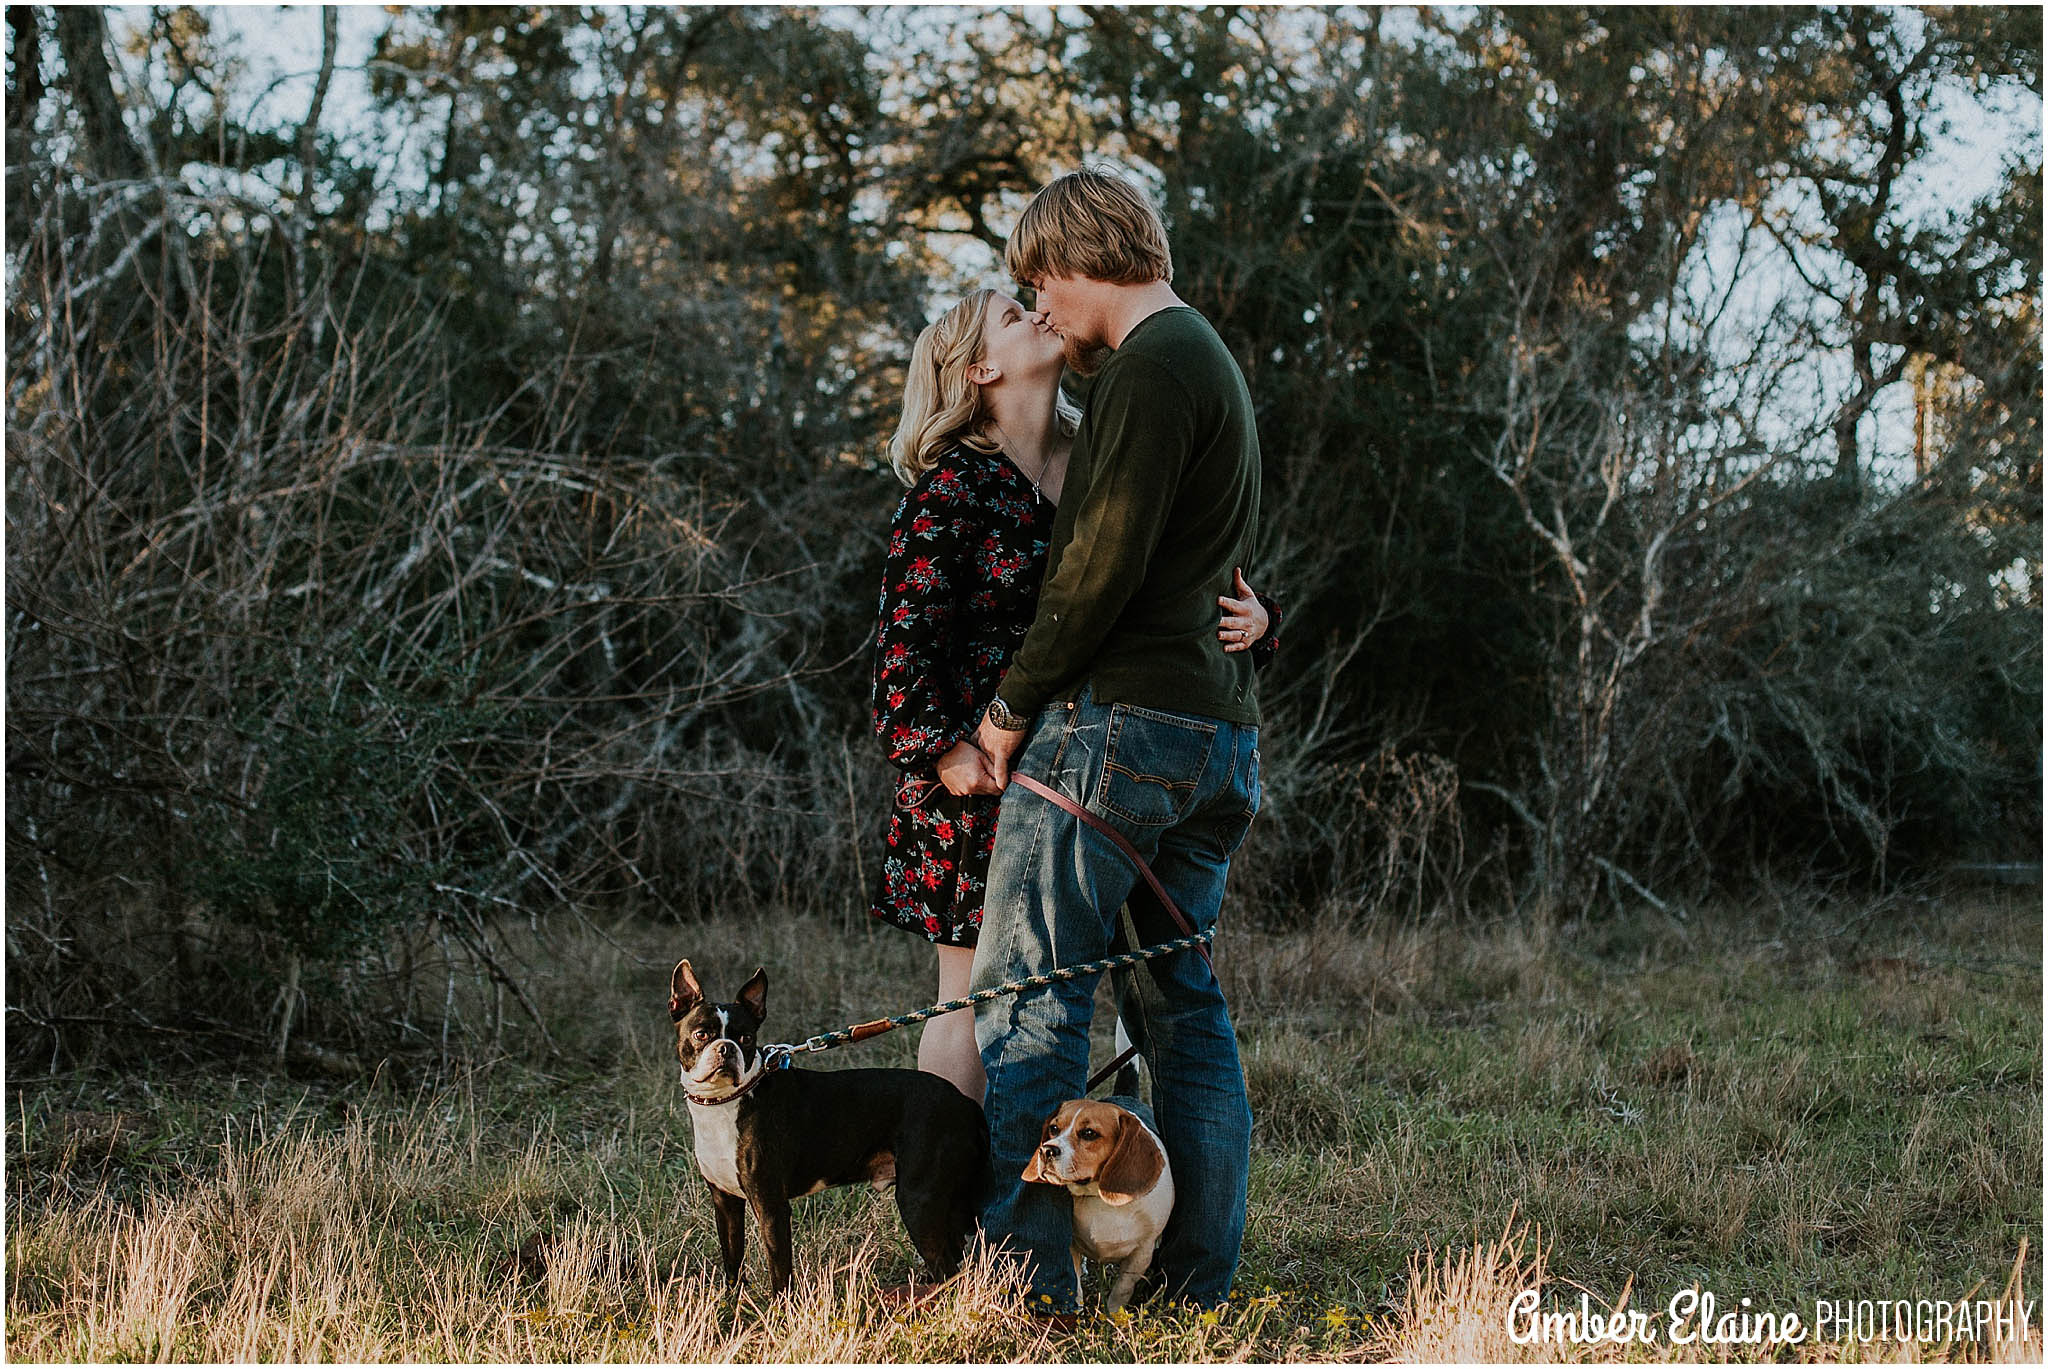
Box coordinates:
[8,890,2041,1362]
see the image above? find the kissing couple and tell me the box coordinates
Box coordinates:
[867,165,1276,1318]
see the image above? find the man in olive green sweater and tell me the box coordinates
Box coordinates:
[966,168,1263,1316]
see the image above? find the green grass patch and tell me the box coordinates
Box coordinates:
[8,891,2039,1361]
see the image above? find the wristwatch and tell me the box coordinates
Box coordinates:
[985,696,1030,732]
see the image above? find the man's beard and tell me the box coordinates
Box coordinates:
[1061,333,1112,376]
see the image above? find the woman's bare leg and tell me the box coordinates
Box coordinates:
[917,944,986,1104]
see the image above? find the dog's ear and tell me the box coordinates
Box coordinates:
[737,967,768,1022]
[1095,1112,1165,1208]
[670,959,704,1021]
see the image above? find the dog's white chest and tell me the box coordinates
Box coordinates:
[1072,1169,1175,1264]
[687,1104,745,1197]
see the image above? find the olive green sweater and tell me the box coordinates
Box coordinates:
[995,306,1263,726]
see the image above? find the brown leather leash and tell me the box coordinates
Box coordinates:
[1006,771,1207,962]
[1006,770,1208,1091]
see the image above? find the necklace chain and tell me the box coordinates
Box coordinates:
[989,418,1048,498]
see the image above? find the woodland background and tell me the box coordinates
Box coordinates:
[5,6,2040,1069]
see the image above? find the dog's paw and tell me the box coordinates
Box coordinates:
[490,1231,555,1284]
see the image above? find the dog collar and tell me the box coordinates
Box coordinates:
[683,1051,789,1107]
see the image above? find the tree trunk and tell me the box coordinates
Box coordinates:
[6,6,43,137]
[52,6,144,181]
[294,7,337,347]
[1911,353,1930,478]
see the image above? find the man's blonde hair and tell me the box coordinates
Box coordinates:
[888,289,1081,485]
[1005,166,1173,289]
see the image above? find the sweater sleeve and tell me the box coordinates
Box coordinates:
[995,355,1194,716]
[871,467,978,771]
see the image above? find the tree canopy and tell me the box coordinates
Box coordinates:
[6,5,2038,1061]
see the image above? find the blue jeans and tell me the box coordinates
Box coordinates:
[971,687,1260,1312]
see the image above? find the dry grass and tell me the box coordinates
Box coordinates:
[8,890,2040,1362]
[6,1103,1348,1363]
[1373,1221,2042,1364]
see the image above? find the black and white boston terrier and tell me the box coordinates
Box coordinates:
[668,959,987,1294]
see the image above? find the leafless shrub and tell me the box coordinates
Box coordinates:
[5,176,889,1068]
[1252,741,1470,928]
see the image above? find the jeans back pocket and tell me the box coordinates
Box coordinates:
[1239,741,1262,823]
[1093,703,1216,827]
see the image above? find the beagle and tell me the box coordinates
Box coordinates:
[1021,1097,1176,1312]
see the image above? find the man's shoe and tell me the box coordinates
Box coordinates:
[1030,1310,1082,1336]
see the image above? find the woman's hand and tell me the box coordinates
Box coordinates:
[936,739,1002,796]
[1218,567,1269,653]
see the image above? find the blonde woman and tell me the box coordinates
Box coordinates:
[869,288,1280,1103]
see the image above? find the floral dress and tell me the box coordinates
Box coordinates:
[868,444,1280,947]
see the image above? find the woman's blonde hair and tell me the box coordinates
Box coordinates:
[888,289,1080,485]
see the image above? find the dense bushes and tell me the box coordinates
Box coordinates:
[5,6,2037,1063]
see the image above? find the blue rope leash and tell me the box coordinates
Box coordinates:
[760,928,1215,1069]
